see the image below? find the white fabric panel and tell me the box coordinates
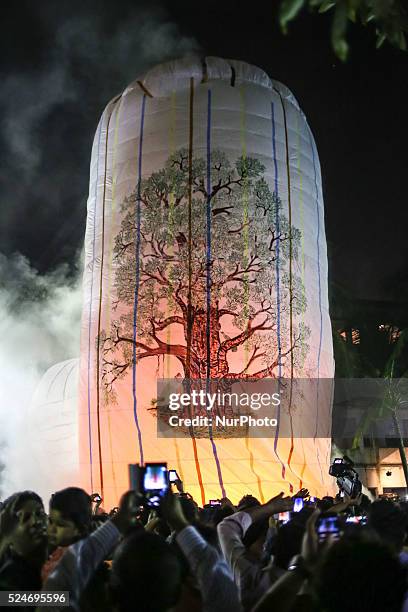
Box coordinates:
[76,56,334,507]
[23,358,80,502]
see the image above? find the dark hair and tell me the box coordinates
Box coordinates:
[194,522,219,549]
[243,518,269,548]
[0,491,45,563]
[237,495,260,512]
[271,519,306,569]
[317,496,334,513]
[49,487,92,534]
[2,490,43,513]
[316,535,407,612]
[110,531,182,612]
[211,504,234,526]
[178,495,198,523]
[368,499,407,552]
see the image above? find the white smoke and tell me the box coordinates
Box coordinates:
[0,253,82,498]
[0,6,199,185]
[0,5,199,499]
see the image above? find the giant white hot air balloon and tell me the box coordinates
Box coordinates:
[77,56,334,508]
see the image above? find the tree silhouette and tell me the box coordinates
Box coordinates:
[100,149,309,402]
[279,0,407,61]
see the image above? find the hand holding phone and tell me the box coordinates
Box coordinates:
[128,463,169,509]
[143,463,169,508]
[168,469,184,493]
[316,513,341,543]
[161,489,190,533]
[168,470,179,483]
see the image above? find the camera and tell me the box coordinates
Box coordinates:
[129,463,169,508]
[329,456,362,498]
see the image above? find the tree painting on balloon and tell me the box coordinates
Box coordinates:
[99,149,310,408]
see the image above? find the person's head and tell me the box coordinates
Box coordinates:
[110,531,182,612]
[177,495,199,524]
[48,487,92,548]
[315,535,407,612]
[237,495,260,512]
[368,499,407,552]
[317,496,334,513]
[242,518,269,560]
[1,491,47,561]
[211,504,234,526]
[271,517,308,569]
[194,522,219,549]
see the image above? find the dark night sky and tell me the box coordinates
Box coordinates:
[1,0,407,301]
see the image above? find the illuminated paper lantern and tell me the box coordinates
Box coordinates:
[79,56,334,507]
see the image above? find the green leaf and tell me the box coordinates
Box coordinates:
[331,1,349,60]
[333,34,349,59]
[279,0,306,33]
[318,1,336,14]
[376,32,387,47]
[398,31,407,50]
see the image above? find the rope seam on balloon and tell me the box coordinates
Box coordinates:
[86,117,103,493]
[277,90,295,493]
[239,88,250,364]
[271,99,287,482]
[167,90,185,484]
[201,59,208,83]
[63,362,77,402]
[95,107,115,497]
[309,127,325,487]
[240,86,265,503]
[206,88,227,499]
[131,94,147,466]
[105,95,124,499]
[48,360,73,399]
[230,66,236,87]
[296,110,307,491]
[186,77,205,506]
[137,81,154,98]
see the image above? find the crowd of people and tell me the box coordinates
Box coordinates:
[1,478,408,612]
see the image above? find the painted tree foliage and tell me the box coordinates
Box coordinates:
[100,149,309,402]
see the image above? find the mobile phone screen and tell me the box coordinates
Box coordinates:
[293,497,304,512]
[278,511,291,524]
[144,464,168,492]
[346,515,367,525]
[316,516,340,542]
[168,469,178,483]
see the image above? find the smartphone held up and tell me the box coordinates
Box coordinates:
[129,463,169,509]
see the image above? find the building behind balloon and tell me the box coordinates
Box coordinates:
[28,57,335,508]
